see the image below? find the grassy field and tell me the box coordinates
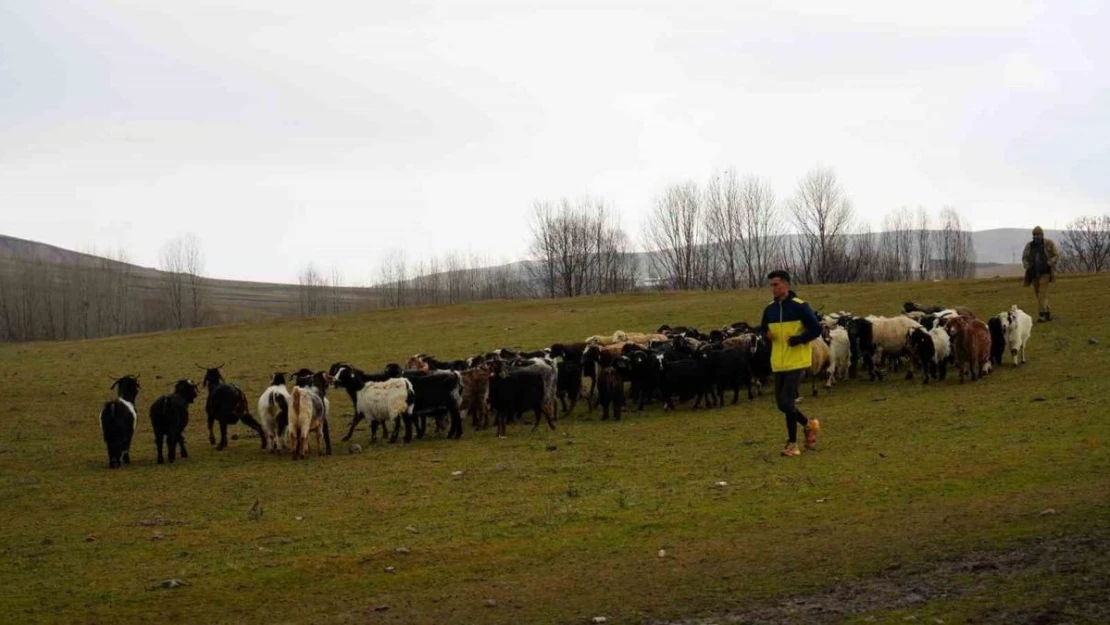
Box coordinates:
[1,275,1107,625]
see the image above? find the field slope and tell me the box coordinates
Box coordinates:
[1,275,1107,625]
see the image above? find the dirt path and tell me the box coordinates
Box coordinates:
[655,534,1110,625]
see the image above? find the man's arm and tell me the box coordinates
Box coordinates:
[1047,239,1060,268]
[788,302,822,346]
[1022,242,1032,270]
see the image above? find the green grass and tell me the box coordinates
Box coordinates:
[1,276,1108,625]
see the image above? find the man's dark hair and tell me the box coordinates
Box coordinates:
[767,269,791,283]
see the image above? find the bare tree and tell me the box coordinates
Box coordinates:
[936,207,976,279]
[915,207,933,280]
[789,168,855,284]
[644,181,706,290]
[160,234,207,329]
[527,197,636,297]
[1059,214,1110,273]
[878,208,915,282]
[739,176,786,287]
[704,169,745,289]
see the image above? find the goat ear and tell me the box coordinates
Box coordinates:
[110,379,119,390]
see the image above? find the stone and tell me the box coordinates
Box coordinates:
[658,549,666,558]
[493,462,506,472]
[160,579,186,589]
[348,444,363,454]
[395,547,411,554]
[373,605,389,612]
[1089,337,1100,345]
[151,532,164,541]
[384,566,395,574]
[485,599,497,607]
[1041,508,1057,516]
[545,444,558,452]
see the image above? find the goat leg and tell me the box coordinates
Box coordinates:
[178,433,189,459]
[342,412,364,442]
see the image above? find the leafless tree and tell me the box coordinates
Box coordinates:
[878,208,915,282]
[1059,214,1110,273]
[936,207,976,279]
[644,181,707,290]
[527,197,636,297]
[159,234,207,329]
[739,175,787,287]
[789,167,855,284]
[704,170,745,289]
[915,207,933,280]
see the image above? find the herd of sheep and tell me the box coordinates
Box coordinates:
[97,300,1034,468]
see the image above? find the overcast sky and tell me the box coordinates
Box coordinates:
[2,1,1107,284]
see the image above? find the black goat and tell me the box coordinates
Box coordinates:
[488,359,556,437]
[597,355,631,421]
[199,364,262,451]
[149,379,199,464]
[555,357,589,415]
[708,345,754,405]
[659,348,714,411]
[100,375,140,468]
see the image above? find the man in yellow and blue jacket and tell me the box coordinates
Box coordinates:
[760,270,822,457]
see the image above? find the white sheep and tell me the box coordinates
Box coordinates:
[865,315,924,379]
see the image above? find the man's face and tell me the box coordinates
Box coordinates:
[769,277,789,300]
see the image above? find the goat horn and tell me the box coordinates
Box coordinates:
[196,363,207,370]
[216,363,225,369]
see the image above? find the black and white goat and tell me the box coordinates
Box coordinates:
[333,366,415,444]
[100,375,140,468]
[149,379,199,464]
[199,364,263,451]
[257,372,291,453]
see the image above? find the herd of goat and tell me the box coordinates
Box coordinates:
[97,300,1034,468]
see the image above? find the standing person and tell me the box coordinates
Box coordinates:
[760,270,822,457]
[1022,226,1060,322]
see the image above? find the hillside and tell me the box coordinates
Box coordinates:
[0,275,1107,624]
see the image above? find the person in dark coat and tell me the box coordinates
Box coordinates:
[1022,226,1059,322]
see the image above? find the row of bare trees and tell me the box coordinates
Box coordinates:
[0,234,216,342]
[372,250,529,309]
[527,198,638,298]
[1059,214,1110,274]
[637,167,976,292]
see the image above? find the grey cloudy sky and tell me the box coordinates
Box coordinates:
[2,1,1107,284]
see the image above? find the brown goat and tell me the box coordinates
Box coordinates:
[460,366,491,430]
[945,316,992,382]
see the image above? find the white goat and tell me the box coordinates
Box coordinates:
[1002,305,1033,365]
[288,386,327,459]
[827,326,850,382]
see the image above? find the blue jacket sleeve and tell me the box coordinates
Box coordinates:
[788,301,822,346]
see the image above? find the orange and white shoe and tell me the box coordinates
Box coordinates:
[781,443,801,457]
[804,418,821,450]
